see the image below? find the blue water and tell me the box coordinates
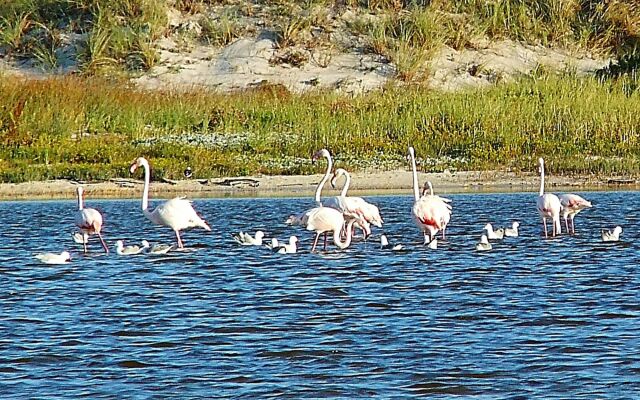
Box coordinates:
[1,191,639,398]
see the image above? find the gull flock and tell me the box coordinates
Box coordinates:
[34,148,621,264]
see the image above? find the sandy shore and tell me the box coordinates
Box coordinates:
[0,170,636,200]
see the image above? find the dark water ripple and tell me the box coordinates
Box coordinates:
[1,192,640,398]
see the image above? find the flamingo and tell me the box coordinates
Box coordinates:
[75,186,109,253]
[305,206,362,252]
[312,149,372,238]
[601,226,623,242]
[330,168,384,229]
[232,230,265,246]
[559,193,592,234]
[476,235,492,251]
[536,158,561,238]
[34,251,71,265]
[115,240,149,255]
[505,222,520,237]
[421,181,451,239]
[408,147,452,244]
[484,223,505,240]
[129,157,211,248]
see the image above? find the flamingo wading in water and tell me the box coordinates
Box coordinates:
[330,168,384,231]
[75,186,109,253]
[536,157,561,238]
[559,193,592,234]
[408,147,452,244]
[422,181,451,239]
[129,157,211,248]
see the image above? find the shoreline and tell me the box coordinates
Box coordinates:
[0,170,637,200]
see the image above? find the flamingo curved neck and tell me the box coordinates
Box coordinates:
[539,164,545,197]
[314,152,333,205]
[409,149,419,201]
[340,171,351,197]
[334,219,357,249]
[428,182,434,196]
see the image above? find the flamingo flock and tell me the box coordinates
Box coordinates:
[34,150,622,264]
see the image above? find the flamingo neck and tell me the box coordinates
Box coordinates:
[539,164,545,197]
[334,219,357,249]
[314,152,333,205]
[428,182,434,196]
[140,160,151,212]
[340,171,351,197]
[77,192,84,210]
[409,150,419,201]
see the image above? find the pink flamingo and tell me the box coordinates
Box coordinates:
[421,180,452,239]
[558,193,592,234]
[330,168,384,230]
[536,157,561,237]
[75,186,109,253]
[305,206,361,252]
[408,147,452,244]
[311,148,371,239]
[130,157,210,248]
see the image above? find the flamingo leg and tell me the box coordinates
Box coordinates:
[542,218,548,238]
[570,215,576,234]
[323,232,328,250]
[442,227,446,240]
[97,233,109,253]
[564,217,570,235]
[552,218,557,237]
[175,230,184,249]
[311,233,321,253]
[82,239,88,254]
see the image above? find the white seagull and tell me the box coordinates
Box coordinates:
[601,226,623,242]
[232,230,265,246]
[34,251,71,265]
[116,240,149,255]
[504,222,520,237]
[380,234,404,251]
[476,235,492,251]
[484,223,505,240]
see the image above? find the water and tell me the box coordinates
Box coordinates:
[1,191,639,398]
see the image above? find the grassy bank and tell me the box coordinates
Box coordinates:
[0,72,639,183]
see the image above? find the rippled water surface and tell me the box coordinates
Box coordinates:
[2,191,640,398]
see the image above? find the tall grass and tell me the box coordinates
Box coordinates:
[0,73,638,182]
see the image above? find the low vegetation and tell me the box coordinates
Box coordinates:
[0,71,638,183]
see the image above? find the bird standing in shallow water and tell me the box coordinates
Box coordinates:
[75,186,109,253]
[536,158,561,238]
[559,193,592,234]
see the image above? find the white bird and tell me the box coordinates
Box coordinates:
[331,168,384,230]
[141,240,173,255]
[72,232,88,244]
[536,158,561,238]
[422,181,452,239]
[559,193,593,234]
[476,235,492,251]
[312,149,372,238]
[267,236,298,254]
[408,147,452,244]
[75,186,109,253]
[34,251,71,265]
[484,223,505,240]
[130,157,211,249]
[505,222,520,237]
[601,226,623,242]
[115,240,149,255]
[231,230,265,246]
[305,207,361,252]
[427,237,438,249]
[380,234,404,251]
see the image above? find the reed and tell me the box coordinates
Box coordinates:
[0,72,638,182]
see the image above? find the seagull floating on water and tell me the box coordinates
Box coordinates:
[484,223,505,240]
[232,230,265,246]
[34,251,71,265]
[141,240,173,255]
[601,226,622,242]
[267,236,298,254]
[380,234,404,251]
[504,222,520,237]
[72,232,88,244]
[116,240,149,255]
[476,235,492,251]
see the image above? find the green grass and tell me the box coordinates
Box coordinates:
[0,72,639,183]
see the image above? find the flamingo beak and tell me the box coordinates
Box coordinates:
[129,162,138,174]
